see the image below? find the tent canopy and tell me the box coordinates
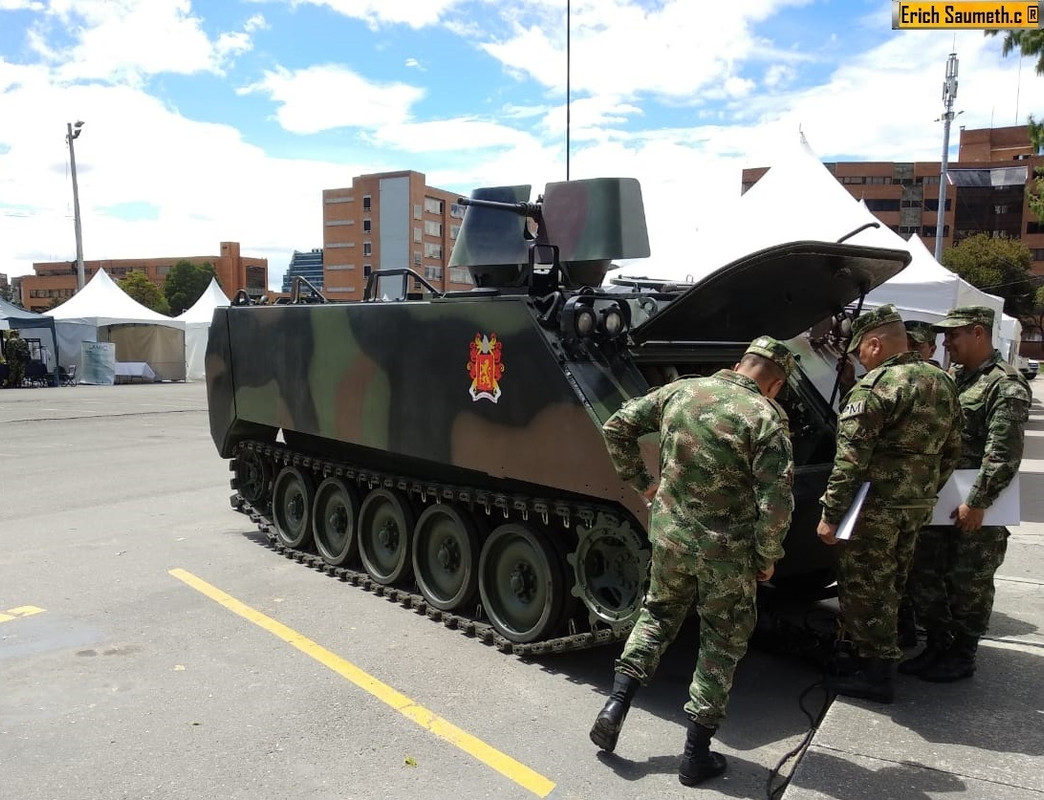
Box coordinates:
[47,269,184,329]
[44,270,186,381]
[175,278,230,323]
[0,296,59,379]
[612,133,1018,357]
[176,278,230,382]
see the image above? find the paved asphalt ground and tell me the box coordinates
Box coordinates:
[1,382,1039,799]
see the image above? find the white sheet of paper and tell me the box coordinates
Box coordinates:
[929,470,1021,526]
[836,482,871,541]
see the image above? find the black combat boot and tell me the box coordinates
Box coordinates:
[898,631,952,676]
[678,720,727,786]
[827,657,895,703]
[919,634,978,683]
[589,673,640,752]
[897,602,918,649]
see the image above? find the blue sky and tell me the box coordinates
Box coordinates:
[0,0,1038,288]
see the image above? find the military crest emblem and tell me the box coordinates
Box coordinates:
[467,333,505,403]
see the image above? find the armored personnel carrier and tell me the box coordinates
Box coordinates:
[205,177,910,654]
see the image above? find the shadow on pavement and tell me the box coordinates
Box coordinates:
[595,748,772,797]
[787,751,967,799]
[887,646,1044,758]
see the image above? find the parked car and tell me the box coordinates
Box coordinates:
[1018,357,1038,381]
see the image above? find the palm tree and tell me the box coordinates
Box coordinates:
[986,30,1044,75]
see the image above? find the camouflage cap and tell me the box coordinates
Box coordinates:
[904,320,936,345]
[933,305,995,330]
[847,304,904,352]
[745,335,796,378]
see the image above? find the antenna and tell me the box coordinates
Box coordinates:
[934,51,958,260]
[566,0,571,180]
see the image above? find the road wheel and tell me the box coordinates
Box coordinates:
[233,447,271,509]
[478,524,566,643]
[412,504,480,611]
[272,466,315,550]
[313,478,360,566]
[358,489,415,585]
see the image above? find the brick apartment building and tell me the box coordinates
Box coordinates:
[322,170,472,300]
[741,125,1044,275]
[15,241,268,312]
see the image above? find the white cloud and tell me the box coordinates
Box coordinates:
[0,0,44,10]
[26,0,260,84]
[477,0,814,102]
[239,64,424,133]
[288,0,466,29]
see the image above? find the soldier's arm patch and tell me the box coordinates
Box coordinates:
[839,399,865,419]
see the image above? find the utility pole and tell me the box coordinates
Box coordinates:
[934,53,957,261]
[66,121,85,290]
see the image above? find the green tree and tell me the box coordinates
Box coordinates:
[941,233,1035,318]
[985,29,1044,75]
[1024,285,1044,336]
[163,260,217,316]
[1028,115,1044,224]
[118,270,170,315]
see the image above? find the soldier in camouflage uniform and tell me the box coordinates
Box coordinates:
[896,319,947,647]
[4,330,29,388]
[905,320,940,366]
[903,306,1030,682]
[589,336,795,787]
[817,305,962,703]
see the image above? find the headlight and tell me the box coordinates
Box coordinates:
[574,306,597,337]
[599,307,626,337]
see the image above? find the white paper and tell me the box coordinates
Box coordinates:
[836,482,871,541]
[929,470,1021,527]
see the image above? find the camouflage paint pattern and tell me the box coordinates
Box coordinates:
[4,333,29,387]
[906,349,1029,639]
[820,353,963,523]
[605,369,794,726]
[837,505,932,660]
[952,350,1030,506]
[615,535,758,728]
[819,351,963,660]
[207,296,653,523]
[603,370,794,574]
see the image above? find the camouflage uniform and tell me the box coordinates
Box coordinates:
[821,307,962,662]
[4,332,29,388]
[907,346,1029,641]
[603,337,795,728]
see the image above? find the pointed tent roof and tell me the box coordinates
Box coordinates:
[0,295,57,331]
[45,269,183,328]
[175,278,230,323]
[631,134,891,284]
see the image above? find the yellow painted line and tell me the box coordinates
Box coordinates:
[0,605,45,624]
[169,568,556,798]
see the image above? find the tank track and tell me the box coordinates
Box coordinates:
[230,440,637,657]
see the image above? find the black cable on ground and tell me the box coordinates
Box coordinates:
[766,679,832,800]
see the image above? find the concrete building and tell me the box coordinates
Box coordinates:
[16,241,267,312]
[322,170,471,301]
[741,125,1044,275]
[281,249,324,293]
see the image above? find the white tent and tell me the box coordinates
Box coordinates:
[46,270,186,381]
[618,133,1019,360]
[175,278,230,381]
[853,225,1015,358]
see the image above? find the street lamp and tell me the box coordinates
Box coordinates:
[66,120,85,290]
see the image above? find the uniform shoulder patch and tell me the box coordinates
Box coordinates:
[840,399,866,418]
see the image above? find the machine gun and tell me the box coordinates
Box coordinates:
[449,178,651,292]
